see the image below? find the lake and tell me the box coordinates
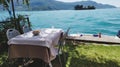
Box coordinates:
[0,8,120,36]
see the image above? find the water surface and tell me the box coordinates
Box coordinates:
[0,8,120,36]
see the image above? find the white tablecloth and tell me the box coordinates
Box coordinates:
[8,28,63,60]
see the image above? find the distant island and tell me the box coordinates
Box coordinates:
[74,5,95,10]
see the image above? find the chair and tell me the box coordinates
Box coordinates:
[6,29,20,40]
[23,25,32,33]
[57,27,70,67]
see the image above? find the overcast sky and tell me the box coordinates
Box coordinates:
[56,0,120,7]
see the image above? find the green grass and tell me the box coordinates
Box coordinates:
[65,44,120,67]
[0,52,8,67]
[1,44,120,67]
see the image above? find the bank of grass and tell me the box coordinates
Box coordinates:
[65,44,120,67]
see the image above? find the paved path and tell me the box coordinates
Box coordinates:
[66,34,120,44]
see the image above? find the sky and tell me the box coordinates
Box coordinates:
[56,0,120,7]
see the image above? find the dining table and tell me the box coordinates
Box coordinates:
[8,28,63,64]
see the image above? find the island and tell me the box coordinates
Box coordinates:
[74,5,96,10]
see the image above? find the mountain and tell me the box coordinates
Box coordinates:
[0,0,116,11]
[23,0,116,10]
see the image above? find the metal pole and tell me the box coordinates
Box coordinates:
[11,0,18,30]
[11,0,16,19]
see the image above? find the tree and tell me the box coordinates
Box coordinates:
[74,5,83,10]
[0,0,31,57]
[79,5,83,9]
[0,0,30,18]
[0,0,30,33]
[74,4,95,10]
[87,5,95,9]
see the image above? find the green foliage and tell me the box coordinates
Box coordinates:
[0,15,31,57]
[0,15,29,41]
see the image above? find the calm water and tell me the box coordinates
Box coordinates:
[0,8,120,35]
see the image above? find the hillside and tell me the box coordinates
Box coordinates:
[0,0,116,11]
[27,0,116,10]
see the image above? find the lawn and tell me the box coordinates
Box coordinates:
[64,44,120,67]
